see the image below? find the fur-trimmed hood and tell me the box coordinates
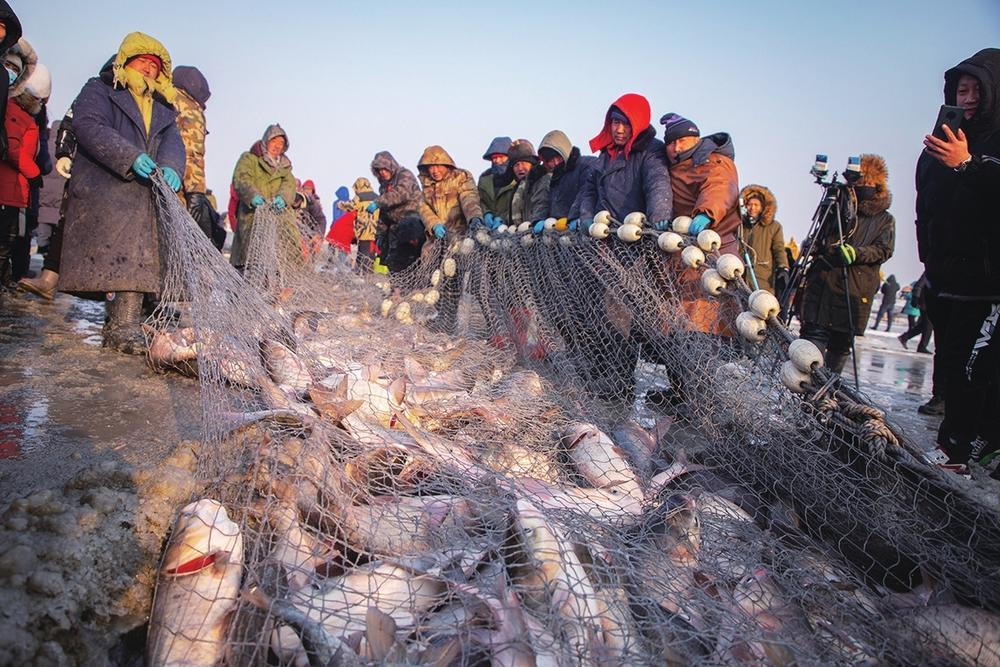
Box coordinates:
[5,37,37,97]
[739,184,777,226]
[857,153,891,217]
[111,32,176,105]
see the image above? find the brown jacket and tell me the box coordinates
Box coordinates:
[668,133,740,252]
[737,184,788,293]
[417,145,482,235]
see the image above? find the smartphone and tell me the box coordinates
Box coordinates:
[932,105,964,139]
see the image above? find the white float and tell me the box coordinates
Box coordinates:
[672,215,693,234]
[594,210,613,227]
[781,360,812,393]
[681,245,705,269]
[715,254,745,281]
[701,269,727,296]
[748,289,780,319]
[544,217,558,231]
[590,222,610,239]
[789,339,824,373]
[380,299,394,318]
[736,311,767,343]
[459,238,475,256]
[517,222,531,234]
[443,258,457,277]
[617,224,643,242]
[697,229,722,252]
[624,211,647,227]
[657,232,684,253]
[425,289,440,306]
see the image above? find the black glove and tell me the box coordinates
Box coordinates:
[774,267,790,296]
[28,175,43,188]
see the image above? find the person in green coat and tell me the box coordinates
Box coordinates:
[476,135,517,225]
[230,123,297,268]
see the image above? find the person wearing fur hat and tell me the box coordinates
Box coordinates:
[798,154,895,374]
[916,48,1000,474]
[738,184,789,295]
[477,136,516,222]
[58,33,185,354]
[538,129,596,222]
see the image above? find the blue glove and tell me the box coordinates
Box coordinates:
[580,217,594,232]
[688,213,712,235]
[654,220,670,231]
[469,216,483,230]
[161,167,181,192]
[532,220,545,235]
[132,153,157,179]
[569,219,579,231]
[251,194,266,208]
[432,224,446,240]
[273,195,286,210]
[486,214,502,231]
[366,201,378,214]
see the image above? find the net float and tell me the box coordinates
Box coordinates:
[517,222,531,234]
[489,239,501,250]
[681,245,705,269]
[715,254,745,281]
[594,210,614,227]
[623,211,647,227]
[554,218,569,232]
[380,299,394,318]
[497,224,509,234]
[430,269,441,287]
[590,222,610,239]
[544,217,558,231]
[502,239,514,250]
[789,339,824,373]
[424,289,440,306]
[617,224,643,243]
[558,235,573,246]
[749,289,780,319]
[657,232,684,253]
[459,238,475,256]
[736,311,767,343]
[395,301,412,322]
[443,258,457,277]
[521,235,535,247]
[781,360,812,393]
[672,215,693,234]
[475,230,491,246]
[697,229,722,252]
[701,269,726,296]
[410,291,425,304]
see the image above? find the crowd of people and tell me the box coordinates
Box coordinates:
[0,12,995,479]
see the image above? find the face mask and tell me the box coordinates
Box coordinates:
[5,68,15,86]
[491,162,508,177]
[854,185,877,201]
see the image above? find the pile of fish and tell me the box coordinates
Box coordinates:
[142,304,1000,666]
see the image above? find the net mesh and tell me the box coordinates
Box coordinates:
[143,173,1000,666]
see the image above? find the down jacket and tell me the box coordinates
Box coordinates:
[416,145,482,235]
[668,132,740,254]
[370,151,422,226]
[737,184,788,293]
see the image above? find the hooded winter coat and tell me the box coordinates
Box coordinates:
[0,99,38,207]
[547,146,597,220]
[0,1,22,161]
[510,165,551,226]
[477,167,517,220]
[578,93,673,224]
[172,65,210,195]
[332,185,350,223]
[800,154,895,334]
[5,37,36,100]
[59,34,186,294]
[342,177,378,242]
[370,151,421,226]
[417,145,482,235]
[669,132,740,253]
[737,184,788,293]
[230,124,297,266]
[916,48,1000,300]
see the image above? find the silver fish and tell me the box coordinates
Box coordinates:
[264,340,314,396]
[561,422,643,499]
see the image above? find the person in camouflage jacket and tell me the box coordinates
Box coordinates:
[416,145,482,238]
[172,65,218,246]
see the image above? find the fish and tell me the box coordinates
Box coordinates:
[339,495,475,556]
[258,375,318,417]
[890,605,1000,667]
[146,326,201,368]
[264,502,336,590]
[147,499,244,667]
[647,449,708,497]
[344,364,407,427]
[610,417,671,478]
[724,566,815,666]
[515,476,644,525]
[480,442,562,483]
[264,340,314,396]
[307,381,363,424]
[696,492,761,583]
[561,422,643,499]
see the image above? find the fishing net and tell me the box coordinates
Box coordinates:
[143,172,1000,666]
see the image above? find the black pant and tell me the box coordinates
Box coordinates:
[924,291,947,399]
[0,205,18,284]
[872,302,894,330]
[934,299,1000,463]
[11,211,35,280]
[900,313,933,351]
[800,321,854,374]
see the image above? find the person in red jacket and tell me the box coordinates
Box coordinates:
[0,93,39,286]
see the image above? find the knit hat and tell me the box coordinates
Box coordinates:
[539,130,573,162]
[482,136,513,160]
[507,139,538,165]
[659,113,700,143]
[609,108,630,125]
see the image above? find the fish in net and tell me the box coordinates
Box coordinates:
[142,173,1000,666]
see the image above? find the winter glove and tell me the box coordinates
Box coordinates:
[161,167,181,192]
[132,153,157,179]
[774,267,790,296]
[688,213,712,235]
[55,156,72,178]
[568,219,579,231]
[27,175,43,189]
[835,243,857,266]
[251,194,266,208]
[432,224,446,240]
[366,201,378,214]
[469,216,483,230]
[532,220,545,235]
[654,220,671,231]
[486,214,503,231]
[483,212,495,230]
[273,195,287,210]
[580,217,594,232]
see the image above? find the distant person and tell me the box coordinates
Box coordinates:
[798,154,895,374]
[916,48,1000,475]
[230,124,297,270]
[898,274,932,354]
[11,63,51,281]
[477,136,515,223]
[58,33,185,354]
[331,184,350,229]
[336,177,379,269]
[871,274,900,331]
[172,65,218,249]
[0,55,39,286]
[738,184,789,295]
[368,151,422,278]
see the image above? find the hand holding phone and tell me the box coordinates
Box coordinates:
[932,105,964,140]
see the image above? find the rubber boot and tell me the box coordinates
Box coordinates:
[102,291,147,355]
[18,269,59,300]
[825,349,851,375]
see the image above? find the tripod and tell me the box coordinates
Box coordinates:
[779,171,861,388]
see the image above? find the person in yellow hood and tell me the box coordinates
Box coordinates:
[58,33,186,355]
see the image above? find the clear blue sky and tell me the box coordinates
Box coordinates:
[18,1,1000,281]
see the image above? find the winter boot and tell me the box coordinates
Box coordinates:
[825,349,851,375]
[102,291,148,355]
[917,396,945,416]
[17,269,59,300]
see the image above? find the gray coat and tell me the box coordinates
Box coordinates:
[60,74,185,293]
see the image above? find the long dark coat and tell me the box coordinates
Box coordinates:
[60,74,185,293]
